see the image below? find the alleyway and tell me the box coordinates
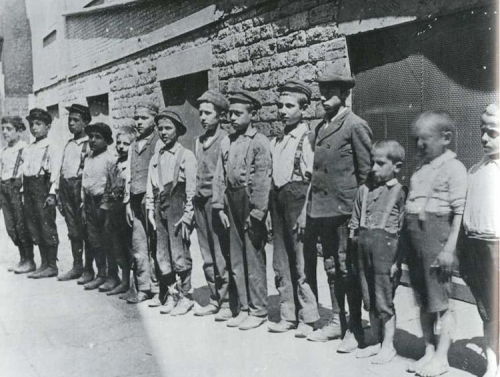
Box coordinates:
[0,215,489,377]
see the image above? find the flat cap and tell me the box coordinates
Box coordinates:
[197,90,229,111]
[316,62,355,88]
[26,108,52,125]
[85,122,113,145]
[155,109,186,136]
[135,101,159,115]
[228,90,262,110]
[278,80,312,101]
[66,103,91,122]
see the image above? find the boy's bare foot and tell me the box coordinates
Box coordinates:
[407,346,435,372]
[371,346,396,364]
[356,344,381,358]
[416,356,449,377]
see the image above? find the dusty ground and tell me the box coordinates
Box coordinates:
[0,213,489,377]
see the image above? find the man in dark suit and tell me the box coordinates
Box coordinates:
[303,62,372,353]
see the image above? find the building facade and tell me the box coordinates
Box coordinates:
[26,0,497,170]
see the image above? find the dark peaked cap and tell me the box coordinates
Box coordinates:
[197,90,229,111]
[278,80,312,101]
[316,62,355,88]
[85,122,113,144]
[155,109,187,136]
[66,103,91,122]
[26,108,52,125]
[228,90,262,110]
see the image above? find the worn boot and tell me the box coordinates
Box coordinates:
[28,247,48,278]
[7,259,23,272]
[84,276,106,290]
[98,276,120,292]
[15,259,36,274]
[34,246,58,279]
[77,270,95,285]
[58,240,84,281]
[107,269,130,296]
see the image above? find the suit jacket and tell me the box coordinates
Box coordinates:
[308,108,372,218]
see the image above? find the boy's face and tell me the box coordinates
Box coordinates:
[133,107,155,136]
[68,112,86,136]
[277,94,303,127]
[199,102,220,132]
[116,133,132,158]
[229,103,253,133]
[157,118,178,146]
[1,123,21,145]
[319,83,344,117]
[480,121,500,156]
[414,120,449,162]
[88,131,107,153]
[371,148,400,184]
[30,119,50,140]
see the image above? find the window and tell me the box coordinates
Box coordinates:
[86,93,109,125]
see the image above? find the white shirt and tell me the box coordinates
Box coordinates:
[22,137,62,194]
[463,156,500,239]
[0,140,28,181]
[60,136,88,179]
[270,122,313,188]
[82,149,116,197]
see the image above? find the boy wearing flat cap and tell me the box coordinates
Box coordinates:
[81,122,118,291]
[23,108,62,279]
[303,62,372,351]
[145,110,197,316]
[192,90,235,319]
[125,101,160,303]
[0,116,34,274]
[460,104,500,377]
[212,90,272,330]
[267,80,320,336]
[57,104,92,283]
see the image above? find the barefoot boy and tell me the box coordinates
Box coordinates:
[212,90,272,330]
[406,111,467,377]
[145,110,197,316]
[350,140,406,364]
[460,104,499,377]
[0,116,34,273]
[101,125,135,296]
[267,80,319,336]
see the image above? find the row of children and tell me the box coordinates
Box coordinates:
[0,63,498,377]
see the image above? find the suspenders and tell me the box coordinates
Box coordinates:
[76,141,89,177]
[37,145,50,177]
[291,131,309,182]
[11,148,24,179]
[157,147,186,194]
[360,182,403,230]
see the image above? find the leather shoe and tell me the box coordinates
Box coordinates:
[84,277,106,290]
[170,297,194,316]
[268,320,296,333]
[337,330,359,353]
[127,291,153,304]
[148,294,162,307]
[98,277,120,292]
[57,267,83,281]
[31,266,58,279]
[194,304,218,316]
[307,317,342,342]
[28,265,48,279]
[159,295,177,314]
[77,271,95,285]
[227,312,248,328]
[8,260,23,272]
[107,282,129,296]
[239,316,266,330]
[14,260,36,274]
[295,323,314,338]
[214,307,233,322]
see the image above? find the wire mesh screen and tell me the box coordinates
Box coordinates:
[348,7,498,184]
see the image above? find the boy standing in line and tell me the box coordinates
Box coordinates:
[81,122,118,291]
[212,90,272,330]
[267,81,320,337]
[101,125,135,296]
[460,104,499,377]
[192,90,234,320]
[23,108,61,279]
[349,140,407,364]
[57,104,92,283]
[405,111,467,377]
[0,116,34,273]
[304,63,372,352]
[125,102,160,303]
[145,110,197,316]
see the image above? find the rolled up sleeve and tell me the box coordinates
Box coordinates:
[448,160,467,215]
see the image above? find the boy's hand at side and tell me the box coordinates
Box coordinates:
[218,210,230,229]
[174,219,190,242]
[147,209,156,231]
[43,194,56,208]
[125,203,134,227]
[293,210,306,242]
[433,246,454,279]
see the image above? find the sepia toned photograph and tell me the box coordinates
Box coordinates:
[0,0,498,376]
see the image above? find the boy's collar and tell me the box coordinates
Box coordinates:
[244,124,258,137]
[385,178,399,187]
[425,149,456,168]
[73,135,88,144]
[160,141,180,154]
[91,147,107,157]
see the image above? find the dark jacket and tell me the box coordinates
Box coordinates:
[129,130,160,196]
[308,108,372,218]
